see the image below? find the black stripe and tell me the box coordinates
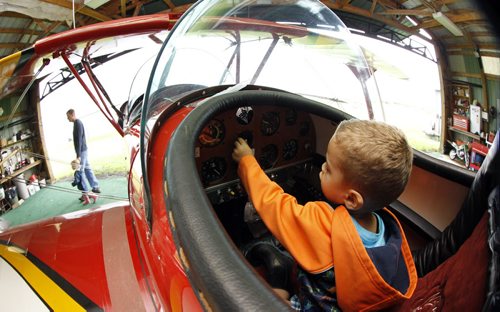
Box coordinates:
[12,48,35,75]
[0,254,53,311]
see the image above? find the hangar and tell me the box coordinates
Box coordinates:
[0,0,498,185]
[0,0,498,311]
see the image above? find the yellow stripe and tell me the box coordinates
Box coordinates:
[0,245,85,311]
[0,50,22,91]
[0,50,21,67]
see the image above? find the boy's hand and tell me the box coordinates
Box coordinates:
[232,137,254,163]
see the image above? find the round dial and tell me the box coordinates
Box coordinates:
[283,139,298,160]
[199,119,225,147]
[259,144,278,169]
[201,157,227,184]
[285,109,297,125]
[299,121,310,136]
[236,106,254,125]
[260,112,280,136]
[238,130,254,147]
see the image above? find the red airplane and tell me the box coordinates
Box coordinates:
[0,0,497,311]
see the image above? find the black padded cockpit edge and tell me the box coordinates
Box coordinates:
[413,130,499,277]
[484,185,500,311]
[164,90,350,311]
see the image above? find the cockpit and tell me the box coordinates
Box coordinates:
[140,0,392,309]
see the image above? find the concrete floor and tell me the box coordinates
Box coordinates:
[0,175,128,228]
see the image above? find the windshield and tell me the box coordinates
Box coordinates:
[144,0,381,119]
[141,0,382,214]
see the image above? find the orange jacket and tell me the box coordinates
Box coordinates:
[238,155,417,311]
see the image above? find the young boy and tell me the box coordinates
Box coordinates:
[232,119,417,311]
[71,159,97,205]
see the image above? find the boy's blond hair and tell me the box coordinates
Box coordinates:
[71,159,80,170]
[332,119,413,208]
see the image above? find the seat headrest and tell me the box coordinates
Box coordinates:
[473,130,499,195]
[484,185,500,311]
[413,131,499,276]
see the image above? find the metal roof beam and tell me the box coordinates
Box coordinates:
[379,9,433,16]
[374,0,401,9]
[161,0,176,10]
[0,28,44,36]
[418,11,485,29]
[0,43,28,49]
[0,12,31,19]
[121,0,127,17]
[322,1,421,36]
[447,43,499,50]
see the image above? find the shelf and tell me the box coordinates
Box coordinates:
[0,113,30,123]
[448,126,481,140]
[0,148,20,168]
[0,160,42,184]
[0,136,34,150]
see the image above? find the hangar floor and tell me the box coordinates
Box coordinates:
[0,175,128,228]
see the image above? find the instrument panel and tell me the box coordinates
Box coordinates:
[195,106,316,188]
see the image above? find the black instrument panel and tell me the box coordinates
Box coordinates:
[195,106,316,187]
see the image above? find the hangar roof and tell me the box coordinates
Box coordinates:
[0,0,498,65]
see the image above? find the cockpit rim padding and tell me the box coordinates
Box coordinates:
[163,88,485,310]
[164,90,351,311]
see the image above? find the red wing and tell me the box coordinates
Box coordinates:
[0,14,179,135]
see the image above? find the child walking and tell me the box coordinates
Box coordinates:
[71,159,98,205]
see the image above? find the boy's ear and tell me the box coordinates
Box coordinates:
[344,189,363,211]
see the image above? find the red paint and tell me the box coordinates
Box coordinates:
[1,14,179,100]
[35,14,178,57]
[127,106,203,311]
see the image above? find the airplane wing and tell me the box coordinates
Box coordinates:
[0,14,179,136]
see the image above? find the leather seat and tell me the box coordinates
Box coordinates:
[485,186,499,311]
[396,131,499,311]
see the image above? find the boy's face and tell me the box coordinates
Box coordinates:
[319,136,351,205]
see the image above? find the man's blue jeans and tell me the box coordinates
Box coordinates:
[79,150,99,192]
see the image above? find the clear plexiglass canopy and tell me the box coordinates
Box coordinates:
[139,0,384,216]
[143,0,383,123]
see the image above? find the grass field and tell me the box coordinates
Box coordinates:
[406,129,441,152]
[49,132,129,181]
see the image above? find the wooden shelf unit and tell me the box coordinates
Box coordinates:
[448,126,480,140]
[0,90,52,209]
[450,83,472,128]
[447,83,480,147]
[0,136,34,150]
[0,131,41,190]
[0,160,42,184]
